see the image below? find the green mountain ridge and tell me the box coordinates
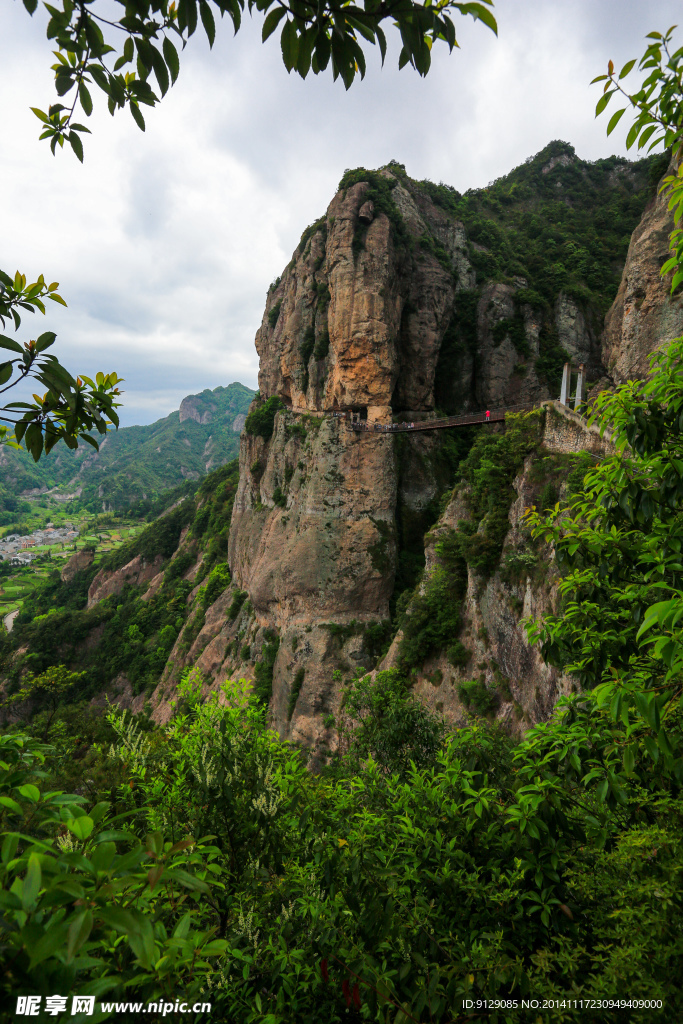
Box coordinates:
[0,382,255,517]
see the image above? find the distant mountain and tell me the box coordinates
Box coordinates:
[0,382,255,514]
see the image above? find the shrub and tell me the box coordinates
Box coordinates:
[228,590,248,620]
[202,562,231,608]
[272,486,286,508]
[252,631,280,705]
[299,326,315,365]
[447,641,471,667]
[267,298,282,329]
[399,565,467,671]
[501,549,538,585]
[244,396,284,441]
[313,330,330,360]
[338,668,444,776]
[458,679,499,716]
[287,667,305,720]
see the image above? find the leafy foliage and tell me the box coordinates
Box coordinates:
[244,395,284,441]
[1,271,122,459]
[455,409,543,577]
[20,0,497,158]
[337,668,445,776]
[592,26,683,296]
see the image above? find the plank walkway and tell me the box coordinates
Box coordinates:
[346,403,535,433]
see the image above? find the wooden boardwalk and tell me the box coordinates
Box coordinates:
[346,403,534,433]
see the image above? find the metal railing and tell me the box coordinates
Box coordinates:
[347,403,537,433]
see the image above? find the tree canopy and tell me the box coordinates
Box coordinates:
[21,0,497,159]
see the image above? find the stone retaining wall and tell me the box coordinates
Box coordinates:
[541,400,616,457]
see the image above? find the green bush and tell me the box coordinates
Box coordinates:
[252,631,280,705]
[458,678,499,716]
[338,668,444,776]
[244,396,284,441]
[399,565,467,670]
[447,641,471,667]
[272,486,286,508]
[227,589,248,620]
[267,298,282,329]
[299,326,315,365]
[287,667,305,720]
[313,330,330,360]
[201,561,231,608]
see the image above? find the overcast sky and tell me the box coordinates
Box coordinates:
[2,0,679,426]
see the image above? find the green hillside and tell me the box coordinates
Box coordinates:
[0,382,255,518]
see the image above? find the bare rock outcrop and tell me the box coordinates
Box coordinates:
[60,548,95,583]
[87,554,164,608]
[603,180,683,381]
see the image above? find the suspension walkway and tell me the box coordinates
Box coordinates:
[341,403,535,433]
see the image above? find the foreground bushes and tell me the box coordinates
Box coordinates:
[2,667,682,1023]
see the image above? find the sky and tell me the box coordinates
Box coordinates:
[1,0,680,426]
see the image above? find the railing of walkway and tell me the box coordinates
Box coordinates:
[344,403,536,433]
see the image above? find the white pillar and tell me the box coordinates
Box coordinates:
[573,364,585,410]
[560,363,571,405]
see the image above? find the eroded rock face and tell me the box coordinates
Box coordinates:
[87,554,164,608]
[381,445,573,733]
[255,177,472,421]
[603,180,683,382]
[179,396,216,424]
[60,548,94,583]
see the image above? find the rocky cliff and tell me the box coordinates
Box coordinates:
[216,149,667,757]
[602,172,683,383]
[9,144,672,762]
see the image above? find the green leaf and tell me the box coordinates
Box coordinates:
[130,103,146,131]
[150,45,170,96]
[18,784,40,803]
[23,853,42,908]
[619,58,636,79]
[0,796,23,814]
[29,921,71,966]
[595,89,615,116]
[67,909,94,960]
[35,331,56,352]
[67,815,94,840]
[0,361,12,385]
[280,19,298,73]
[1,833,20,864]
[606,108,626,136]
[262,6,286,43]
[0,336,23,354]
[69,131,84,163]
[199,0,216,47]
[163,37,180,84]
[79,82,93,116]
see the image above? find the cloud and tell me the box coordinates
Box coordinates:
[1,0,679,426]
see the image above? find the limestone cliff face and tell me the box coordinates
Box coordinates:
[256,173,611,432]
[222,168,620,752]
[380,404,615,732]
[256,177,465,421]
[603,178,683,382]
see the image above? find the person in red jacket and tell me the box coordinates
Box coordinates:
[485,409,490,421]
